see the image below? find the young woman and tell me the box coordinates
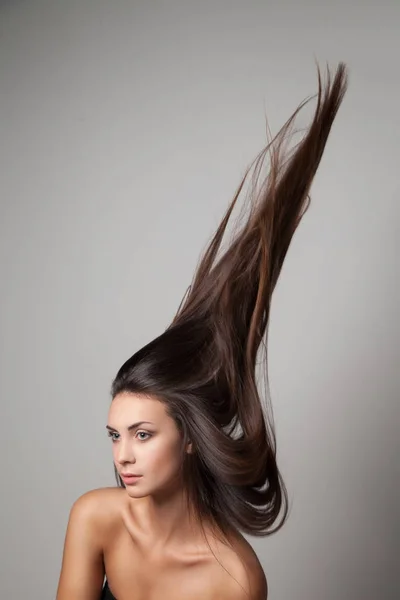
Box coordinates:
[56,63,348,600]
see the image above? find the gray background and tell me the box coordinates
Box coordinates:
[1,1,399,598]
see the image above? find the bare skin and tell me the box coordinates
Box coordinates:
[56,393,267,599]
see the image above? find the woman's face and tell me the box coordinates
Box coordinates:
[107,392,190,498]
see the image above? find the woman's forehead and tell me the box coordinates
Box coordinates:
[108,392,167,425]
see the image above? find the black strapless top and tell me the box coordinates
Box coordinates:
[100,580,117,600]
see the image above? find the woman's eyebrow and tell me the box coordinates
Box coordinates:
[106,421,154,432]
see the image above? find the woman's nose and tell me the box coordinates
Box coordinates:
[115,438,136,464]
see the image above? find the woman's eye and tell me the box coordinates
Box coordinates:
[107,431,151,442]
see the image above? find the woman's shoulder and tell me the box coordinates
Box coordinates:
[72,486,125,510]
[69,487,125,542]
[215,528,268,599]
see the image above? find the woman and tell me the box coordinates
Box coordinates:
[56,63,348,600]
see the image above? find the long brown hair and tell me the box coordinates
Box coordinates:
[111,63,348,549]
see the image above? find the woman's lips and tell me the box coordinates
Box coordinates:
[121,474,142,484]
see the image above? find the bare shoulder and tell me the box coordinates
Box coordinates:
[69,487,125,540]
[56,487,125,600]
[230,548,268,600]
[71,486,124,510]
[214,530,268,600]
[73,486,125,507]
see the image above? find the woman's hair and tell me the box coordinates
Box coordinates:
[110,63,348,548]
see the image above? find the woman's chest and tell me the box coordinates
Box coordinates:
[103,529,227,600]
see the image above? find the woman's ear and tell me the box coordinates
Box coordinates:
[186,440,194,454]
